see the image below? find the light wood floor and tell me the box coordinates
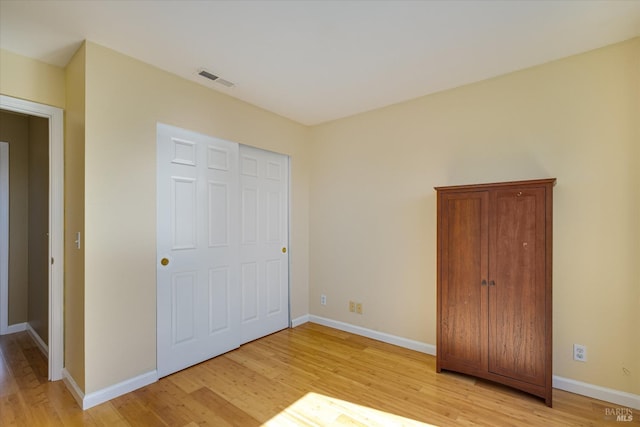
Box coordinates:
[1,323,636,426]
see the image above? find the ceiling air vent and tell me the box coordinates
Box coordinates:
[198,69,218,81]
[197,69,235,88]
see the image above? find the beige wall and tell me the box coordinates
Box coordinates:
[310,38,640,395]
[82,42,310,394]
[0,49,65,109]
[0,111,29,325]
[64,44,86,390]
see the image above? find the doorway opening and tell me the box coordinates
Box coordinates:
[0,95,63,381]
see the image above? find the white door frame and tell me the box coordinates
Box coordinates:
[0,95,64,381]
[0,142,8,334]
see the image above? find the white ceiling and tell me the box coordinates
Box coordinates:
[1,1,639,125]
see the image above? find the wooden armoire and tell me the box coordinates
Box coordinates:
[435,179,555,407]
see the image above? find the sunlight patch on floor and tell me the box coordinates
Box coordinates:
[263,392,437,426]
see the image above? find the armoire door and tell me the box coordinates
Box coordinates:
[437,190,489,374]
[488,186,547,386]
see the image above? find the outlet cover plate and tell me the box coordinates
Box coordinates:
[573,344,587,362]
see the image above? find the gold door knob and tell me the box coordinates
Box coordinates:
[160,258,169,266]
[282,247,287,253]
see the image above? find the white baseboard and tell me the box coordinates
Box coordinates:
[26,323,48,357]
[3,322,27,334]
[553,376,640,410]
[83,370,158,410]
[305,315,436,355]
[62,368,85,409]
[296,314,638,410]
[62,368,158,410]
[291,314,309,328]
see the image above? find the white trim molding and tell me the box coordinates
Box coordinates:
[305,315,436,355]
[63,368,158,410]
[4,322,27,334]
[291,314,309,328]
[62,369,85,409]
[553,376,640,410]
[0,142,7,337]
[26,323,48,357]
[83,371,158,410]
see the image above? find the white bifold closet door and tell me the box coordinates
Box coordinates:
[156,124,289,378]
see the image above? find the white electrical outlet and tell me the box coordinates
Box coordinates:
[573,344,587,362]
[320,294,327,305]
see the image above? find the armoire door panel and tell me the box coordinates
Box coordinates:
[489,187,546,385]
[439,191,488,369]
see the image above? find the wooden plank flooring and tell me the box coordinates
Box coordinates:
[1,322,637,426]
